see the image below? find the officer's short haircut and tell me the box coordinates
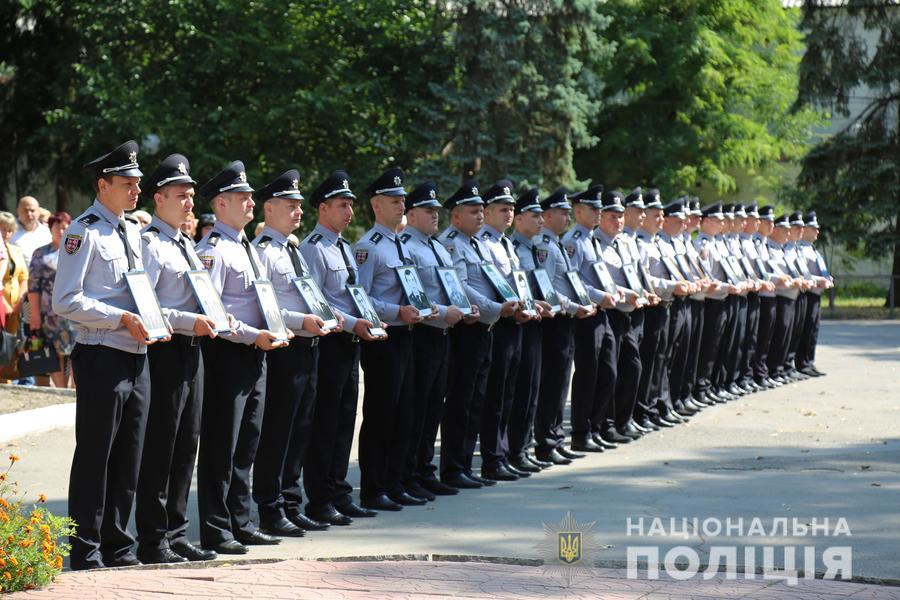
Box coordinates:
[92,174,114,194]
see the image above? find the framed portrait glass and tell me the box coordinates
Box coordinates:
[124,271,171,340]
[565,271,592,306]
[676,254,697,280]
[688,253,711,279]
[346,284,387,337]
[252,279,290,343]
[755,258,770,278]
[727,256,748,281]
[186,270,231,333]
[292,276,339,330]
[511,269,537,316]
[592,262,617,294]
[662,256,685,281]
[621,263,646,294]
[815,255,830,278]
[436,267,473,315]
[480,263,519,302]
[395,265,432,317]
[740,256,758,279]
[532,268,561,313]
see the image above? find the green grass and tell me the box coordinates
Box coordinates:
[823,295,897,319]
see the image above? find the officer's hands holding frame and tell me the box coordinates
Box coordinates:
[192,314,220,338]
[120,311,171,345]
[398,304,424,325]
[462,304,481,324]
[255,329,292,350]
[444,304,464,327]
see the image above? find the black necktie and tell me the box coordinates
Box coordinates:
[337,238,356,284]
[240,236,261,280]
[286,240,306,276]
[117,219,136,271]
[175,234,201,270]
[557,241,571,270]
[530,244,539,268]
[394,235,409,265]
[427,237,446,267]
[500,235,513,261]
[470,238,487,262]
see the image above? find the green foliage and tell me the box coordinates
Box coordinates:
[577,0,819,197]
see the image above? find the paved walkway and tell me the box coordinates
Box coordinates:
[11,559,900,599]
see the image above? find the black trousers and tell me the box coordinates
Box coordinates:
[680,299,704,404]
[136,336,203,551]
[636,304,668,421]
[480,318,522,471]
[740,293,760,384]
[304,333,360,513]
[609,310,643,428]
[724,295,747,386]
[441,322,492,479]
[754,296,777,381]
[535,316,575,453]
[797,293,822,371]
[768,295,796,377]
[69,344,149,570]
[197,337,265,546]
[570,312,616,437]
[253,337,319,521]
[407,325,449,485]
[508,320,542,462]
[359,326,414,500]
[662,298,688,412]
[697,298,727,394]
[787,292,808,371]
[713,295,739,389]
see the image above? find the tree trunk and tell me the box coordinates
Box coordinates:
[889,217,900,310]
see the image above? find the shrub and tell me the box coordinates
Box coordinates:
[0,454,74,593]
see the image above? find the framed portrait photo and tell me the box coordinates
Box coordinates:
[566,271,592,307]
[512,269,537,316]
[436,267,472,315]
[480,263,519,302]
[252,279,290,343]
[292,276,339,331]
[622,263,646,295]
[395,265,432,317]
[676,254,697,281]
[532,268,561,313]
[592,262,617,294]
[662,256,686,281]
[123,271,171,341]
[346,284,387,338]
[186,270,231,333]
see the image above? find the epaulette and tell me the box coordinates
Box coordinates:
[370,232,383,244]
[481,230,491,239]
[207,232,221,246]
[400,233,411,243]
[512,239,520,248]
[141,227,160,242]
[78,214,100,226]
[542,234,550,243]
[572,230,582,239]
[124,214,140,225]
[257,235,272,249]
[447,230,458,239]
[309,233,323,245]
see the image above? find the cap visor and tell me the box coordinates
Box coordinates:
[118,167,144,178]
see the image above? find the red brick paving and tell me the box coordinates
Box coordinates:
[9,559,900,599]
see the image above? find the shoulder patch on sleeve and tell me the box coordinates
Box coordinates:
[355,249,369,265]
[64,234,83,255]
[370,232,383,244]
[565,244,576,258]
[447,230,458,239]
[199,255,215,270]
[78,214,100,226]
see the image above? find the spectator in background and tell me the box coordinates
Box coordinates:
[196,212,215,242]
[0,212,28,382]
[28,212,76,388]
[38,207,51,225]
[131,209,152,228]
[11,196,52,266]
[181,211,197,242]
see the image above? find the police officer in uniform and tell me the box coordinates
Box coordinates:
[354,167,430,510]
[135,154,219,564]
[563,185,621,451]
[751,205,786,388]
[252,169,333,537]
[796,212,832,376]
[533,188,595,465]
[438,181,518,489]
[765,214,801,383]
[194,161,287,554]
[785,211,813,380]
[400,181,469,500]
[53,140,161,569]
[300,171,381,525]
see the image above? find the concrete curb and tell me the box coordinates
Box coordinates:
[0,402,75,444]
[0,383,76,397]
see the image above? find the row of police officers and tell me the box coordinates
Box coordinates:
[53,141,832,570]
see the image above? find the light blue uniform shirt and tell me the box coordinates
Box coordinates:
[299,223,361,332]
[195,221,265,345]
[437,225,503,325]
[354,222,410,327]
[253,225,316,336]
[594,229,638,313]
[52,199,146,354]
[479,224,519,287]
[562,223,614,306]
[636,229,677,301]
[401,226,453,330]
[535,228,577,314]
[694,232,730,300]
[140,216,205,336]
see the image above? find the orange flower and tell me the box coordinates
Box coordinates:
[0,474,6,481]
[8,455,18,464]
[0,499,8,509]
[0,558,6,568]
[19,539,34,548]
[2,571,10,581]
[54,555,62,569]
[8,557,17,567]
[39,525,49,535]
[24,525,32,534]
[25,567,32,575]
[37,494,46,503]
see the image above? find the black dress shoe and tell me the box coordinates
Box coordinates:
[236,530,282,545]
[307,506,353,526]
[629,419,651,433]
[404,481,436,501]
[361,494,403,511]
[388,491,426,506]
[650,415,674,428]
[422,478,461,495]
[810,367,825,377]
[260,517,305,537]
[637,418,660,431]
[337,501,378,518]
[482,465,519,481]
[675,406,698,417]
[571,435,604,452]
[503,461,531,477]
[618,423,644,439]
[104,554,142,567]
[661,413,684,426]
[601,429,632,444]
[170,540,217,562]
[684,399,705,411]
[137,547,188,565]
[557,446,586,459]
[466,473,497,486]
[592,433,618,449]
[509,457,541,473]
[206,539,248,555]
[287,512,330,531]
[441,473,482,489]
[535,448,572,465]
[526,454,553,469]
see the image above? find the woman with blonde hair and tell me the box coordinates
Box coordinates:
[0,212,27,380]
